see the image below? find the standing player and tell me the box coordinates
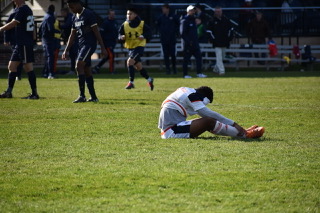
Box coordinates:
[62,0,107,103]
[118,8,154,90]
[0,0,39,99]
[158,86,265,139]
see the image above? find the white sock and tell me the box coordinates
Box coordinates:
[210,121,239,137]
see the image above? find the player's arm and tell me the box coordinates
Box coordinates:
[118,23,125,41]
[0,20,18,32]
[92,24,108,57]
[62,29,76,60]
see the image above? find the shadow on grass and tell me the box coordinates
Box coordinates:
[196,136,274,143]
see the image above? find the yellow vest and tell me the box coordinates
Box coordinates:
[124,20,146,49]
[54,19,61,39]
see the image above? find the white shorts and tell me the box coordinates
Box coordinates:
[160,120,192,139]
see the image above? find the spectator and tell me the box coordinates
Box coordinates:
[60,7,77,75]
[239,0,255,33]
[118,8,154,90]
[158,86,265,139]
[62,0,107,103]
[3,4,23,81]
[40,4,56,79]
[180,5,207,79]
[207,6,233,75]
[0,0,39,99]
[246,11,271,64]
[281,0,297,34]
[195,3,210,26]
[195,17,207,43]
[93,9,118,74]
[156,4,179,74]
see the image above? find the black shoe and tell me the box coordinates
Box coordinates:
[87,97,99,102]
[21,94,39,100]
[148,78,154,91]
[73,96,86,103]
[0,91,13,98]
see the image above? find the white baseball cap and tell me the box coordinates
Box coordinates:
[186,5,195,12]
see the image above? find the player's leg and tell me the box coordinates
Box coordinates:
[190,117,241,138]
[125,57,136,89]
[107,47,115,73]
[182,49,192,78]
[93,47,109,73]
[135,62,154,91]
[214,47,224,75]
[0,61,20,98]
[73,60,86,102]
[193,48,206,78]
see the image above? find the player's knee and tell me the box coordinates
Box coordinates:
[127,58,135,66]
[204,117,217,129]
[135,63,142,71]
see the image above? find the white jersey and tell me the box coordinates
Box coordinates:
[161,87,207,117]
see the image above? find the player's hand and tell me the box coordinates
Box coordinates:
[233,122,246,137]
[138,35,144,41]
[62,51,68,60]
[120,35,125,40]
[101,48,108,58]
[4,42,10,46]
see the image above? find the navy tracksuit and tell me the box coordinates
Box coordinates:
[157,13,179,74]
[40,11,56,77]
[180,14,202,76]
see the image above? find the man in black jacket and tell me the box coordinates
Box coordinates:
[207,6,233,75]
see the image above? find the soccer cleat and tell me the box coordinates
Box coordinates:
[0,91,13,98]
[148,78,154,91]
[197,73,207,78]
[246,125,259,132]
[21,94,39,100]
[125,82,135,89]
[73,96,86,103]
[87,97,99,102]
[246,126,265,138]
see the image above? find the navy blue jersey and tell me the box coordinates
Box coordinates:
[13,5,34,45]
[72,8,97,47]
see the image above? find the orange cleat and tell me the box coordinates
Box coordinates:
[246,125,258,132]
[246,126,265,138]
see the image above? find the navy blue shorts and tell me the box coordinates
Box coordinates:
[77,45,96,67]
[128,46,144,63]
[10,45,34,63]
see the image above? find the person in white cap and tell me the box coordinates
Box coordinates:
[180,5,207,79]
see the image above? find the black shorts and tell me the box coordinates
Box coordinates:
[10,44,34,63]
[128,46,144,64]
[77,45,96,67]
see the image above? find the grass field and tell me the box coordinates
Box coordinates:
[0,68,319,212]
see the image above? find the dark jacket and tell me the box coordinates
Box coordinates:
[246,18,271,44]
[207,16,233,48]
[180,15,199,49]
[156,13,179,43]
[118,16,152,42]
[39,11,55,42]
[100,17,118,48]
[60,12,73,43]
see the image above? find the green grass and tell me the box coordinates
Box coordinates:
[0,68,319,212]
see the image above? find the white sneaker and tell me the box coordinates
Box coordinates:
[184,75,192,79]
[197,73,207,78]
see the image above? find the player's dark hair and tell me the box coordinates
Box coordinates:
[196,86,214,103]
[48,4,55,13]
[162,4,170,9]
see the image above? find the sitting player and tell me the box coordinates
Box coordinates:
[158,86,265,139]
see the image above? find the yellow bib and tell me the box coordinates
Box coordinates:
[54,19,61,39]
[124,20,146,49]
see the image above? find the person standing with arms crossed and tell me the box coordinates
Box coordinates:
[0,0,39,99]
[118,8,154,90]
[62,0,107,103]
[156,4,179,75]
